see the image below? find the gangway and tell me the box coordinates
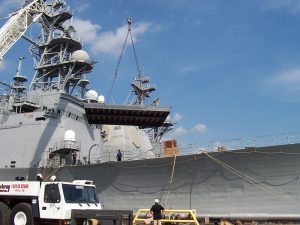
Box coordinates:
[0,0,46,60]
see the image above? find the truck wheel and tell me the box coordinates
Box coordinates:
[10,203,35,225]
[0,201,11,225]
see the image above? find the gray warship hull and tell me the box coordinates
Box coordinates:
[1,143,300,219]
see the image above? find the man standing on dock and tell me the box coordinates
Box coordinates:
[117,150,122,161]
[150,198,164,225]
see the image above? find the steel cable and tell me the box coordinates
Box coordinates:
[202,151,298,204]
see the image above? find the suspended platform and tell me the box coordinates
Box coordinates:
[84,103,171,128]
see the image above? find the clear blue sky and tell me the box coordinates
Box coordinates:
[1,0,300,149]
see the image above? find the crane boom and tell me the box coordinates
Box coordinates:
[0,0,46,60]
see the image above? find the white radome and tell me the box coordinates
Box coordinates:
[71,50,90,61]
[64,130,76,142]
[98,95,105,104]
[85,90,98,101]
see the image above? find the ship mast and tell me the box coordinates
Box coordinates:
[28,0,94,98]
[131,75,157,106]
[12,57,27,98]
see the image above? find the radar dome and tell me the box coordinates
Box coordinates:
[71,50,90,61]
[85,90,98,102]
[98,95,105,104]
[64,130,76,142]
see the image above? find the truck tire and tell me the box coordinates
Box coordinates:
[0,201,11,225]
[10,203,35,225]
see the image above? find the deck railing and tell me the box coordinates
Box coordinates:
[178,132,300,155]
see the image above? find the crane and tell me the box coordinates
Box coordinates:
[0,0,46,60]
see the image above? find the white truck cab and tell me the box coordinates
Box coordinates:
[39,180,101,220]
[0,178,102,225]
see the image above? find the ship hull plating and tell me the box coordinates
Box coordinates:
[1,143,299,217]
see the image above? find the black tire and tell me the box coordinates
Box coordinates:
[10,203,35,225]
[0,201,11,225]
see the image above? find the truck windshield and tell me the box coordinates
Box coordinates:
[62,184,99,204]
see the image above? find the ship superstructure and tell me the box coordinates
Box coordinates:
[0,0,102,169]
[0,0,170,169]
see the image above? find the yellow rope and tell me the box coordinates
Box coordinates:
[164,155,177,207]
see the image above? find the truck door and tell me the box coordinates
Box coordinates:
[39,183,63,219]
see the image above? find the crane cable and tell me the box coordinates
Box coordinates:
[163,155,177,207]
[108,17,141,102]
[202,151,297,204]
[107,28,129,102]
[129,24,142,76]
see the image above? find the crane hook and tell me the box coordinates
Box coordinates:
[127,17,132,25]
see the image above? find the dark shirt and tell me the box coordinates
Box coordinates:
[117,152,122,161]
[150,203,164,220]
